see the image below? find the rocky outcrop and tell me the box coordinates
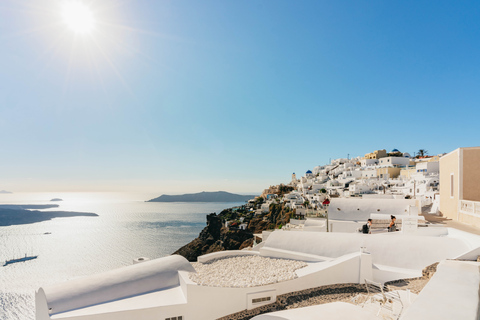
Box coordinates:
[173,213,255,262]
[247,203,292,233]
[173,203,292,262]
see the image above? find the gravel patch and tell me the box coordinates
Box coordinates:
[218,283,366,320]
[190,255,307,288]
[217,262,440,319]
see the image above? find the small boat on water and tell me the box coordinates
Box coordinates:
[3,254,38,267]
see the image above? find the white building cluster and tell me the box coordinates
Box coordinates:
[273,149,441,215]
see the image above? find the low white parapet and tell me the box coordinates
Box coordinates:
[304,218,326,227]
[36,255,194,319]
[288,219,305,226]
[260,246,332,262]
[369,213,425,221]
[197,250,260,263]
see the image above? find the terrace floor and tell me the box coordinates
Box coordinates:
[421,213,480,236]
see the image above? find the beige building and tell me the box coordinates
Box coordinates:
[261,185,279,199]
[377,167,402,179]
[364,149,387,160]
[440,147,480,228]
[400,168,416,179]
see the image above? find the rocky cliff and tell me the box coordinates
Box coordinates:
[173,203,292,262]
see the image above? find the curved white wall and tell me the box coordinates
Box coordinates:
[197,250,259,263]
[38,255,195,315]
[261,231,469,270]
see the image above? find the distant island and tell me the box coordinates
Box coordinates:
[0,204,98,226]
[0,190,12,194]
[50,198,63,202]
[147,191,257,203]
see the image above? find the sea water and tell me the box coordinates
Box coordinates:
[0,192,244,320]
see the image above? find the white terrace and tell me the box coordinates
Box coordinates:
[251,259,480,320]
[36,228,480,320]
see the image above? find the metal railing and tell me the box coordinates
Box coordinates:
[459,200,480,217]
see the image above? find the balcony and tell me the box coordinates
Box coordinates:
[459,200,480,217]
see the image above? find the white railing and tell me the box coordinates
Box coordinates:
[459,200,480,217]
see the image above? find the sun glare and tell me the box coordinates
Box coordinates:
[61,1,95,34]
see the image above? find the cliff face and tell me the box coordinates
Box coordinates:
[173,213,254,261]
[173,203,292,262]
[246,203,292,233]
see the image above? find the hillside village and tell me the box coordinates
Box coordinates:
[255,148,440,219]
[220,148,441,233]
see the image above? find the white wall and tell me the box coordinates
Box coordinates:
[260,203,270,213]
[416,161,439,174]
[261,231,469,271]
[349,184,371,194]
[36,255,195,318]
[401,260,480,320]
[304,219,326,228]
[446,228,480,251]
[328,198,416,221]
[181,252,366,320]
[329,220,364,233]
[361,169,377,178]
[379,157,410,167]
[360,159,378,167]
[197,250,259,263]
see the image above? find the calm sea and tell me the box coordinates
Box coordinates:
[0,192,244,320]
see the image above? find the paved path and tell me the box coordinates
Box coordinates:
[421,213,480,236]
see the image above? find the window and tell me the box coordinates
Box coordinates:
[450,174,454,198]
[253,297,271,304]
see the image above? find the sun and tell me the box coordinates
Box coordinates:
[61,1,95,34]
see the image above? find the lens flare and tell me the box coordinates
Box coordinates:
[61,1,95,34]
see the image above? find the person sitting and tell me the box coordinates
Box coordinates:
[388,215,397,232]
[362,219,372,234]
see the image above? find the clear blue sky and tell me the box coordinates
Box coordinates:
[0,0,479,193]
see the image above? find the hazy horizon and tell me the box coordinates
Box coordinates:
[0,188,261,197]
